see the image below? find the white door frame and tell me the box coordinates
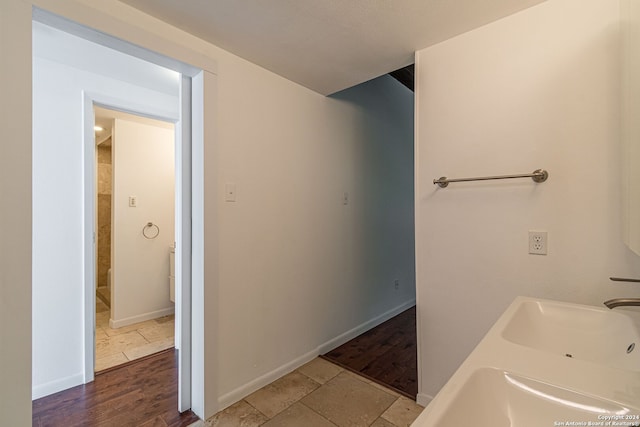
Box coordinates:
[82,92,181,376]
[34,8,204,414]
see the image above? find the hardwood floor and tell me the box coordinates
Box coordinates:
[322,306,417,399]
[32,349,200,427]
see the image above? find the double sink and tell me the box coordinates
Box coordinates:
[411,297,640,426]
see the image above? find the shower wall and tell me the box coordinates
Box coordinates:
[97,140,112,289]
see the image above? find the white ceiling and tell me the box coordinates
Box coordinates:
[117,0,545,95]
[94,106,175,147]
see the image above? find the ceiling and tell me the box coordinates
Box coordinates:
[94,106,175,147]
[117,0,545,95]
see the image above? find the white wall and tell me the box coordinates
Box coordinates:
[0,1,32,425]
[112,117,175,327]
[415,0,640,405]
[622,0,640,255]
[32,23,179,399]
[213,74,415,407]
[26,0,415,418]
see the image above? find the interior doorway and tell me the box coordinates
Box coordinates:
[94,106,177,372]
[32,10,205,415]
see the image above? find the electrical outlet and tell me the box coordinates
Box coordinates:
[394,279,400,290]
[529,231,548,255]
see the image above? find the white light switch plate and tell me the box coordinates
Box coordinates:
[225,183,237,202]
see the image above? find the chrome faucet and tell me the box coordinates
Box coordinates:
[604,298,640,309]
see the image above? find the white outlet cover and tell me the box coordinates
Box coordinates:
[528,231,547,255]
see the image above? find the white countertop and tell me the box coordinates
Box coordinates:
[412,297,640,426]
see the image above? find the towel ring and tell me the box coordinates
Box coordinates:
[142,222,160,239]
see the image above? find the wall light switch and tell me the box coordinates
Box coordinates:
[129,196,137,207]
[225,183,237,202]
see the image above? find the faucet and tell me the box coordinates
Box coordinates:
[604,298,640,309]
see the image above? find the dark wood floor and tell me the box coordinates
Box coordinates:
[32,349,200,427]
[322,306,417,399]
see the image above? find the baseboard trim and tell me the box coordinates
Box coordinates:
[110,306,175,329]
[317,299,416,355]
[32,372,84,400]
[416,392,433,407]
[217,348,318,410]
[217,299,416,411]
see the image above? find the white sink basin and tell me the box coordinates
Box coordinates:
[412,298,640,427]
[430,368,638,427]
[502,300,640,371]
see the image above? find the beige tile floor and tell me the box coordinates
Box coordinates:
[95,299,175,371]
[196,357,424,427]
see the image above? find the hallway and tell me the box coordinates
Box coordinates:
[323,307,417,399]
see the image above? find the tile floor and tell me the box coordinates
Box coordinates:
[195,357,424,427]
[95,299,175,371]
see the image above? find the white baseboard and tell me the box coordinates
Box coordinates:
[317,299,416,355]
[32,372,84,400]
[217,299,416,411]
[217,348,319,410]
[110,306,175,329]
[416,392,433,408]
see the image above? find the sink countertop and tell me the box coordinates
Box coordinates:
[412,296,640,426]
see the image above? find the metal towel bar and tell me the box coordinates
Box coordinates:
[610,277,640,283]
[433,169,548,188]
